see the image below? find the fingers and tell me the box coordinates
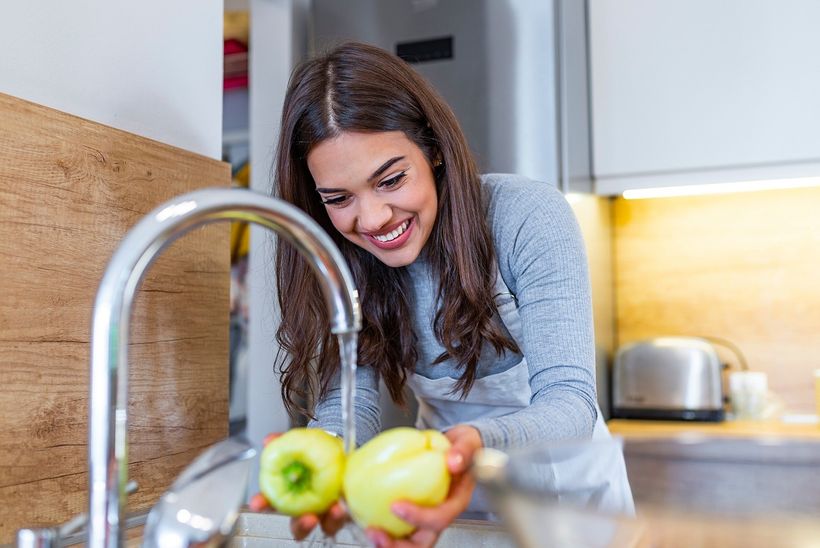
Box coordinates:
[251,434,282,512]
[251,433,283,512]
[290,514,319,541]
[365,528,392,547]
[443,426,483,474]
[365,472,476,548]
[390,502,451,534]
[262,432,282,447]
[257,504,341,541]
[446,450,467,475]
[391,471,476,533]
[366,527,438,548]
[248,493,270,512]
[290,504,346,541]
[319,501,348,537]
[407,528,438,547]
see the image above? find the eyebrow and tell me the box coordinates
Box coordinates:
[315,156,405,194]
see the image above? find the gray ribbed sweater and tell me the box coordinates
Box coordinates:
[310,174,598,449]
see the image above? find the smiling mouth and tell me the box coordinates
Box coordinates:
[372,219,411,243]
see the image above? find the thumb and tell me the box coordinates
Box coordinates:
[445,427,481,474]
[447,449,466,474]
[248,493,271,512]
[262,432,283,447]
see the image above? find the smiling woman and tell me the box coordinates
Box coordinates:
[265,42,634,546]
[308,131,438,267]
[273,42,506,424]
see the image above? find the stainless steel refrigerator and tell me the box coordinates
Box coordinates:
[310,0,593,194]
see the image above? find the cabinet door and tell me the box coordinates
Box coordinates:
[589,0,820,194]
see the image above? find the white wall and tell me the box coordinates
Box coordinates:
[0,0,223,159]
[246,0,310,496]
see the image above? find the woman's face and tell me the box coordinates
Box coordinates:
[307,130,439,268]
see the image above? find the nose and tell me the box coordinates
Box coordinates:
[356,194,392,234]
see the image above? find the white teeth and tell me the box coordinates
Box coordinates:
[373,220,410,242]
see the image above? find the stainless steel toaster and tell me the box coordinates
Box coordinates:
[611,337,725,421]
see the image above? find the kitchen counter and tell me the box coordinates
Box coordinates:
[230,511,514,547]
[228,422,820,547]
[228,506,820,548]
[609,418,820,526]
[607,417,820,440]
[637,510,820,548]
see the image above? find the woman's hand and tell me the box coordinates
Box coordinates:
[365,425,483,548]
[247,433,349,540]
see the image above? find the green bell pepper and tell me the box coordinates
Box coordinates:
[258,428,345,516]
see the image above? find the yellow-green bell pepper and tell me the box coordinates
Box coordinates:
[343,427,452,537]
[258,428,345,516]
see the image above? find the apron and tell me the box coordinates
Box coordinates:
[406,269,635,516]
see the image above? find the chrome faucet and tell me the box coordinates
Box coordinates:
[77,188,361,547]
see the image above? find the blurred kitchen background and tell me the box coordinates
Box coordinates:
[222,0,820,454]
[2,0,820,542]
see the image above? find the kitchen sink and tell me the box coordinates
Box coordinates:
[229,512,514,547]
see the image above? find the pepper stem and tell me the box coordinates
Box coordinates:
[282,460,312,492]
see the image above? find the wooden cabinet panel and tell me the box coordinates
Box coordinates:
[0,93,231,542]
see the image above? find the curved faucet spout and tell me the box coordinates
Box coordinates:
[87,188,361,548]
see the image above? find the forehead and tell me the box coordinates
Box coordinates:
[307,131,422,186]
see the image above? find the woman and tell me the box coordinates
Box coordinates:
[253,42,633,547]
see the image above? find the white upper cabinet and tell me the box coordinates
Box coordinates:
[589,0,820,195]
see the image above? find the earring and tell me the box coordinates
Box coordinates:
[433,158,443,167]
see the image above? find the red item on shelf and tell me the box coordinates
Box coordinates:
[224,38,247,56]
[224,38,249,90]
[224,75,249,90]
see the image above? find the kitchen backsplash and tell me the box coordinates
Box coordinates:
[610,186,820,413]
[567,194,615,415]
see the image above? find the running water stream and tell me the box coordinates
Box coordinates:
[337,332,358,454]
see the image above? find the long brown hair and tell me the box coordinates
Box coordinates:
[274,42,518,419]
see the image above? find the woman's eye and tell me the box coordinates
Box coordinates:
[321,195,349,206]
[378,171,407,189]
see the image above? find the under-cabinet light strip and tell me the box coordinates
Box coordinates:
[622,176,820,200]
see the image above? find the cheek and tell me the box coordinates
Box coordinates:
[399,180,437,215]
[417,184,438,219]
[325,209,356,236]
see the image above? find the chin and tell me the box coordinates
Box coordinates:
[373,248,420,268]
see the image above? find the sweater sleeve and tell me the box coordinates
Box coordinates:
[465,178,598,449]
[307,364,382,446]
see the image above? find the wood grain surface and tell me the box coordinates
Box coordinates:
[0,93,230,542]
[608,418,820,440]
[613,188,820,414]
